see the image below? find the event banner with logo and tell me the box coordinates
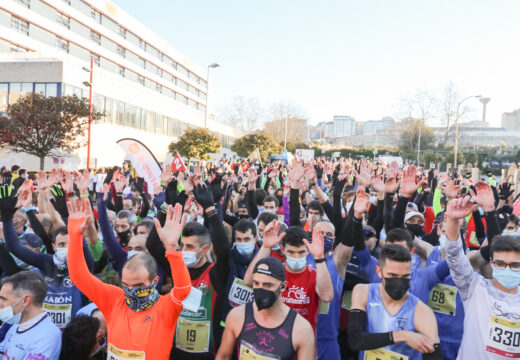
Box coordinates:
[116,138,162,195]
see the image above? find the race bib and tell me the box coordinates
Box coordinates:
[229,277,254,307]
[107,344,145,360]
[43,303,72,329]
[364,348,409,360]
[486,316,520,358]
[427,284,457,316]
[319,301,330,315]
[341,290,352,310]
[239,341,280,360]
[175,318,211,353]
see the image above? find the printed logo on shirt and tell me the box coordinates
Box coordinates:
[63,276,73,288]
[144,316,152,323]
[254,330,275,353]
[395,317,408,330]
[282,286,310,305]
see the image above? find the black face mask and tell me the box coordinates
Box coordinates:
[406,224,425,238]
[238,214,249,220]
[253,286,281,310]
[117,229,131,247]
[275,195,283,205]
[383,277,410,301]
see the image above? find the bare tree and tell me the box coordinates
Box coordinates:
[398,89,438,122]
[218,97,263,133]
[438,82,474,147]
[264,101,309,147]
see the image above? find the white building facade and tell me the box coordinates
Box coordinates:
[0,0,240,169]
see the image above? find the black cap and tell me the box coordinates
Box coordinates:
[253,257,285,281]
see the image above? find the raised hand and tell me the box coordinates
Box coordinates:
[386,161,400,180]
[304,162,317,184]
[0,185,17,220]
[498,182,514,201]
[153,203,186,251]
[50,184,69,219]
[160,164,173,187]
[112,172,126,193]
[16,188,32,209]
[247,166,259,190]
[47,169,60,188]
[61,171,74,194]
[36,171,49,192]
[400,165,424,198]
[355,160,372,189]
[101,183,111,203]
[261,220,284,249]
[192,183,215,210]
[288,159,304,189]
[74,170,90,195]
[445,195,474,220]
[353,189,370,219]
[67,196,91,220]
[372,174,385,193]
[384,175,400,194]
[469,181,495,212]
[304,226,325,259]
[442,178,461,200]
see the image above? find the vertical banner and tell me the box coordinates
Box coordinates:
[116,138,162,195]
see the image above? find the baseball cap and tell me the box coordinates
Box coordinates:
[19,233,43,249]
[253,257,285,281]
[406,202,418,212]
[404,211,425,223]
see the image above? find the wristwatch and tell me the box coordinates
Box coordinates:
[314,257,326,263]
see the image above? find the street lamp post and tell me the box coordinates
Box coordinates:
[204,63,220,128]
[454,94,481,169]
[417,119,423,165]
[82,57,93,169]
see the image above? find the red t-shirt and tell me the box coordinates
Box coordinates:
[423,206,435,234]
[282,264,319,330]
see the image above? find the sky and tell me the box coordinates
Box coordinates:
[116,0,520,127]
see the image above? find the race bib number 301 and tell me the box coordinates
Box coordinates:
[229,277,254,307]
[107,344,145,360]
[486,316,520,358]
[364,348,409,360]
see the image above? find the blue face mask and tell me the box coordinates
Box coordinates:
[272,244,280,251]
[235,242,255,256]
[493,267,520,289]
[323,236,334,254]
[369,196,377,204]
[127,250,143,260]
[286,255,307,271]
[257,236,263,246]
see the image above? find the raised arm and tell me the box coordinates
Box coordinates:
[306,227,334,302]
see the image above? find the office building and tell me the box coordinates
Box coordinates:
[333,115,355,137]
[502,109,520,131]
[0,0,241,169]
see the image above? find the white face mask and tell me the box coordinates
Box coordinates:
[346,201,353,212]
[0,297,23,324]
[502,229,520,237]
[438,236,447,249]
[127,250,143,259]
[182,249,203,268]
[55,247,68,263]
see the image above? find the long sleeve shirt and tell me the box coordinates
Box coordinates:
[67,216,191,360]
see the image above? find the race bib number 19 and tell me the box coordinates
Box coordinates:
[175,318,211,353]
[486,316,520,358]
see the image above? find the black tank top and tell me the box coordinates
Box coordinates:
[237,302,297,360]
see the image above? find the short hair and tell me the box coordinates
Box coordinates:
[379,244,412,266]
[60,316,100,360]
[11,165,20,172]
[308,200,324,216]
[19,169,26,176]
[281,226,308,247]
[123,252,158,281]
[117,210,137,226]
[490,236,520,258]
[52,226,68,243]
[1,271,47,305]
[386,228,414,250]
[509,214,519,226]
[263,196,279,207]
[182,221,211,247]
[124,197,139,207]
[258,211,278,226]
[233,219,257,240]
[254,188,267,206]
[136,219,154,233]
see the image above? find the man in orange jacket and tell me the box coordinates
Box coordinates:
[67,197,191,360]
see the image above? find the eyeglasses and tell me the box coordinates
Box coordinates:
[492,260,520,271]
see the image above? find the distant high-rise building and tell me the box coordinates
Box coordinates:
[502,110,520,131]
[363,117,395,135]
[332,115,355,137]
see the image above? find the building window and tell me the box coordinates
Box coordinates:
[138,57,146,68]
[117,46,125,58]
[56,36,69,53]
[118,26,126,39]
[118,66,125,78]
[17,0,30,8]
[90,30,101,45]
[90,8,101,23]
[90,53,100,67]
[137,75,145,86]
[11,16,29,36]
[56,12,70,29]
[155,83,162,94]
[139,39,146,51]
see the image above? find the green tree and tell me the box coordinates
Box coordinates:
[231,131,282,163]
[168,127,221,162]
[399,118,434,153]
[0,93,102,170]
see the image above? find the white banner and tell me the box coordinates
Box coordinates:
[295,149,315,162]
[116,138,162,195]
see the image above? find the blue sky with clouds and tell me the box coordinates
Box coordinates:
[117,0,520,127]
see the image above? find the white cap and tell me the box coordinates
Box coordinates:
[404,211,424,223]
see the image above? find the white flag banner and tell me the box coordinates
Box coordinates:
[117,138,162,195]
